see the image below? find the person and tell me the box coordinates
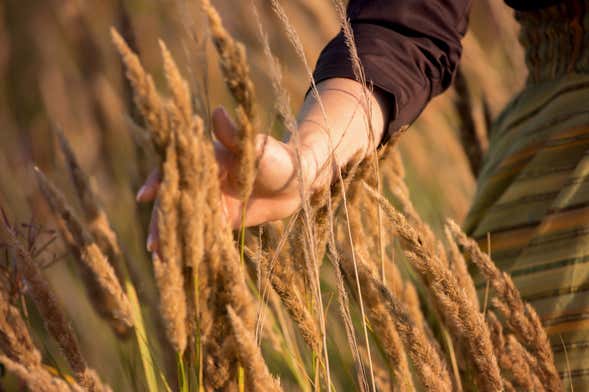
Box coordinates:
[136,0,589,388]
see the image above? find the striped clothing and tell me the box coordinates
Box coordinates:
[464,3,589,388]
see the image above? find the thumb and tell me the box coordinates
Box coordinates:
[212,106,240,154]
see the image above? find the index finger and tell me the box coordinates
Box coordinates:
[136,168,162,202]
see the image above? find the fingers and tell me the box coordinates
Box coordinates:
[212,106,240,154]
[222,193,300,230]
[136,168,162,202]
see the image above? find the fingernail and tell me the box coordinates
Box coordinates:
[136,185,147,201]
[146,233,154,251]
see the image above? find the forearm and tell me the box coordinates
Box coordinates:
[288,78,390,191]
[313,0,470,138]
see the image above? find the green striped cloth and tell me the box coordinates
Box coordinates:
[463,2,589,387]
[464,72,589,389]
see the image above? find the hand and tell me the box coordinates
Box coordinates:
[136,106,314,253]
[137,78,390,253]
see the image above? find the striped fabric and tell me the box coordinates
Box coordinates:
[463,2,589,388]
[463,73,589,389]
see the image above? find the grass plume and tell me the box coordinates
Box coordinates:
[448,220,561,392]
[33,167,133,336]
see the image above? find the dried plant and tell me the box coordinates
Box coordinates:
[444,225,479,309]
[52,127,128,286]
[487,312,544,391]
[154,136,187,354]
[339,246,416,391]
[448,220,561,392]
[33,167,133,336]
[339,244,451,392]
[111,28,170,154]
[227,306,283,392]
[0,355,81,392]
[0,210,110,392]
[201,0,257,202]
[245,233,321,353]
[0,4,565,392]
[364,183,502,392]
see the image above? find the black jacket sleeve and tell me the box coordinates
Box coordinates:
[312,0,472,142]
[505,0,561,10]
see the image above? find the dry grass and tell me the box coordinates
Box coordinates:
[0,1,562,392]
[448,221,561,391]
[33,167,133,337]
[0,211,110,392]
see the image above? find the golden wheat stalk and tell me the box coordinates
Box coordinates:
[174,117,206,351]
[200,0,255,119]
[227,306,283,392]
[1,217,110,392]
[201,0,256,202]
[265,4,335,385]
[158,39,208,354]
[198,146,235,390]
[364,183,503,392]
[190,109,258,388]
[487,312,544,391]
[448,220,561,392]
[339,177,415,390]
[111,28,169,155]
[339,247,451,391]
[54,127,129,281]
[159,40,192,124]
[0,285,42,367]
[250,3,297,133]
[0,355,82,392]
[245,243,321,353]
[379,142,422,229]
[154,135,187,355]
[163,48,204,271]
[444,225,479,309]
[506,335,545,391]
[33,167,133,336]
[201,111,257,327]
[349,249,416,391]
[329,153,396,390]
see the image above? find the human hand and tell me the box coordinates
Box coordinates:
[136,106,315,253]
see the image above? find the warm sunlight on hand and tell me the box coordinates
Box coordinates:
[136,106,312,253]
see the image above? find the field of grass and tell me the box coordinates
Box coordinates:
[0,1,559,391]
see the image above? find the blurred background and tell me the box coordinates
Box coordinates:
[0,0,526,389]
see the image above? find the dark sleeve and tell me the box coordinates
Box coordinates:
[312,0,471,143]
[505,0,562,10]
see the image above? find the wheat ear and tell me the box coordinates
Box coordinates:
[343,248,416,391]
[201,0,256,201]
[1,215,110,392]
[340,247,451,391]
[364,183,502,392]
[448,220,561,392]
[154,135,187,354]
[111,28,169,154]
[227,306,283,392]
[245,244,320,353]
[0,355,81,392]
[487,312,544,391]
[444,225,479,309]
[33,167,132,335]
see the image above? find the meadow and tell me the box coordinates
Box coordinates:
[0,0,557,391]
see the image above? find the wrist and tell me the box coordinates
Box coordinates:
[288,126,334,194]
[287,78,391,195]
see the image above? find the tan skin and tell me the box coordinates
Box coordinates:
[137,78,390,252]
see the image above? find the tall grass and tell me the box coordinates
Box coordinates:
[0,1,562,391]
